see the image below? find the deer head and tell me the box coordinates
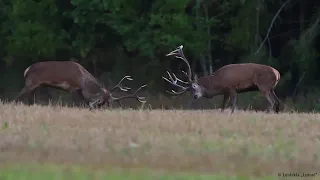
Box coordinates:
[89,75,146,109]
[162,45,204,99]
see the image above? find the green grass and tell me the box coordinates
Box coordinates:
[0,163,278,180]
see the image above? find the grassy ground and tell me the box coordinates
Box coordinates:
[0,102,320,179]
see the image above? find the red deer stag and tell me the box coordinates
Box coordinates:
[162,45,281,113]
[15,61,146,109]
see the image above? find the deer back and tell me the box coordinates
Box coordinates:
[24,61,104,93]
[198,63,280,91]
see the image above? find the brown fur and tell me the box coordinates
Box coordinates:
[163,46,281,113]
[198,63,281,113]
[198,63,280,96]
[15,61,146,109]
[23,61,99,91]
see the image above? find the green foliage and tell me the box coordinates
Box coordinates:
[0,0,320,107]
[5,0,67,58]
[226,0,258,52]
[71,31,96,59]
[292,19,320,73]
[2,121,8,129]
[69,0,219,60]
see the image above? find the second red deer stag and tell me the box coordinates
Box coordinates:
[15,61,147,109]
[163,45,281,113]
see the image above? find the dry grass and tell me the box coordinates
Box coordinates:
[0,102,320,178]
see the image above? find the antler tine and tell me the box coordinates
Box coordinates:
[110,75,133,93]
[133,84,147,94]
[166,89,185,96]
[181,70,189,78]
[162,71,189,90]
[162,71,174,82]
[171,72,189,85]
[165,47,180,56]
[166,71,174,82]
[165,89,188,99]
[131,84,147,103]
[165,45,184,56]
[109,99,125,108]
[177,46,192,83]
[166,45,193,83]
[110,84,147,104]
[162,70,190,98]
[178,46,187,61]
[116,101,125,108]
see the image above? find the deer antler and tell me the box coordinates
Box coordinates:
[180,70,190,84]
[110,84,147,104]
[162,71,190,88]
[110,75,133,93]
[166,45,193,83]
[162,71,190,98]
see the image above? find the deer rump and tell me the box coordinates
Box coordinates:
[163,45,281,113]
[15,61,146,109]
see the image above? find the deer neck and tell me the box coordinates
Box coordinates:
[81,76,104,91]
[202,87,212,98]
[201,84,222,98]
[198,75,222,98]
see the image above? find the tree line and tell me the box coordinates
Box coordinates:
[0,0,319,110]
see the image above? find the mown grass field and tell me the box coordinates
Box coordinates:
[0,102,320,179]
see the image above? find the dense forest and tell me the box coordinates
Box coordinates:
[0,0,319,111]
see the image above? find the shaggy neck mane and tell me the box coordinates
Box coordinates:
[197,75,215,88]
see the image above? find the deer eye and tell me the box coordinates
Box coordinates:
[192,84,196,89]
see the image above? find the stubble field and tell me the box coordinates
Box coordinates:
[0,102,320,180]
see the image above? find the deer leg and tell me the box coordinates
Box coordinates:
[39,86,52,102]
[71,89,87,108]
[44,88,53,104]
[91,96,107,110]
[263,91,275,113]
[38,87,52,105]
[229,90,237,113]
[80,89,97,109]
[15,85,38,105]
[46,91,53,102]
[221,93,230,112]
[81,89,104,110]
[28,87,41,105]
[270,90,280,113]
[27,91,35,105]
[15,87,31,103]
